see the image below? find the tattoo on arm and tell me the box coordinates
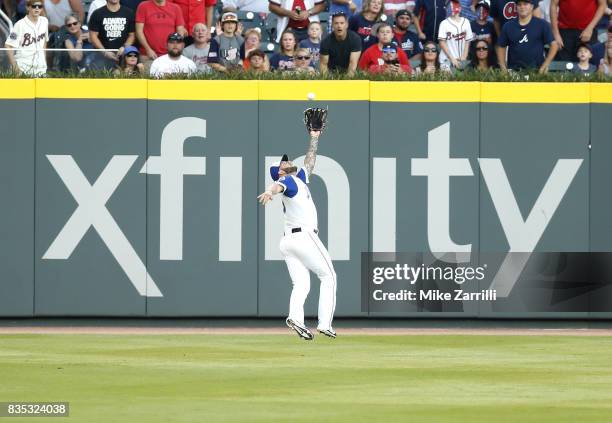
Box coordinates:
[304,134,319,176]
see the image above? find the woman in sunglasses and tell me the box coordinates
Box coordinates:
[113,45,145,76]
[293,47,316,73]
[64,13,93,70]
[415,40,444,75]
[4,0,49,76]
[469,39,495,71]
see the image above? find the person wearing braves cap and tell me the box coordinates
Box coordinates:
[258,109,337,341]
[393,9,424,60]
[358,22,412,71]
[496,0,557,72]
[207,12,244,72]
[149,32,197,76]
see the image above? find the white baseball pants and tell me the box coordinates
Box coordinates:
[279,230,337,331]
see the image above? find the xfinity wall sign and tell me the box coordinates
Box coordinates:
[42,119,582,298]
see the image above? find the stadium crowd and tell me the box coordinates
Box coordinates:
[1,0,611,77]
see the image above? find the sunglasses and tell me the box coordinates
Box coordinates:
[66,21,79,27]
[31,4,43,8]
[476,46,488,51]
[295,55,310,60]
[126,53,138,58]
[424,48,437,53]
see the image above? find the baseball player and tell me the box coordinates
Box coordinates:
[4,0,49,76]
[257,110,337,341]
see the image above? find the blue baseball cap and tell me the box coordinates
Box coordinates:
[124,45,139,55]
[270,154,289,181]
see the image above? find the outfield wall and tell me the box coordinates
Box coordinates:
[0,80,611,318]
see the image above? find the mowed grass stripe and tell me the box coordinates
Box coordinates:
[1,335,611,423]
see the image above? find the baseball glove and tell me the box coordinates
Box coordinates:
[303,107,328,132]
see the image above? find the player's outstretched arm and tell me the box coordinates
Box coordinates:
[257,183,284,205]
[304,130,321,176]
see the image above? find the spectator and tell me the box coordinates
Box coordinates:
[571,42,597,75]
[550,0,606,61]
[63,13,93,69]
[88,0,135,69]
[367,42,412,72]
[222,0,268,13]
[44,0,83,32]
[598,34,611,75]
[393,9,423,60]
[135,0,186,63]
[457,0,477,21]
[415,39,445,73]
[4,0,48,75]
[113,44,145,74]
[471,0,496,45]
[298,21,321,68]
[246,48,268,72]
[438,0,473,70]
[590,21,610,66]
[239,27,262,65]
[208,12,243,72]
[183,22,212,72]
[268,0,325,42]
[320,12,362,74]
[358,22,411,70]
[172,0,216,31]
[150,31,197,75]
[487,0,542,37]
[349,0,384,47]
[415,0,446,41]
[293,46,316,72]
[270,29,297,69]
[497,0,557,72]
[468,38,495,69]
[383,0,415,18]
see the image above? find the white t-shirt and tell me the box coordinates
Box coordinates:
[276,168,318,231]
[149,54,197,77]
[437,16,473,64]
[44,0,72,28]
[5,15,49,75]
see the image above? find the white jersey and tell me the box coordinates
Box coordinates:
[5,15,49,75]
[150,54,197,77]
[276,168,318,231]
[437,17,473,64]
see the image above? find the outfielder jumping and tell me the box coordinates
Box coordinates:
[257,108,337,341]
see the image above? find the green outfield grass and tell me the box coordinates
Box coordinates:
[1,334,612,423]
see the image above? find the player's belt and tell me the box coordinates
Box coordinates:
[290,228,318,234]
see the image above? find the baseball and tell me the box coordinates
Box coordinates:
[307,92,316,100]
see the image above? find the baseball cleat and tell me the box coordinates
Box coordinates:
[286,318,314,340]
[317,328,337,338]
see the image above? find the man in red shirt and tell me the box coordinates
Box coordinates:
[136,0,187,61]
[170,0,216,31]
[550,0,606,60]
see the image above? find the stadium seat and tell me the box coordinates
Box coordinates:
[264,13,278,41]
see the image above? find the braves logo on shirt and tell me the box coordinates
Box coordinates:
[445,31,467,41]
[502,1,517,20]
[22,32,47,47]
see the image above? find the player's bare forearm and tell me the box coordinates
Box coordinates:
[257,183,284,205]
[304,131,321,176]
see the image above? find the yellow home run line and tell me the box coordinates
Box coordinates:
[0,80,609,103]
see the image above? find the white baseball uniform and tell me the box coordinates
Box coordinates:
[437,16,473,66]
[276,168,337,331]
[5,15,49,76]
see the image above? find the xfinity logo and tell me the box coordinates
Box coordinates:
[43,119,582,298]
